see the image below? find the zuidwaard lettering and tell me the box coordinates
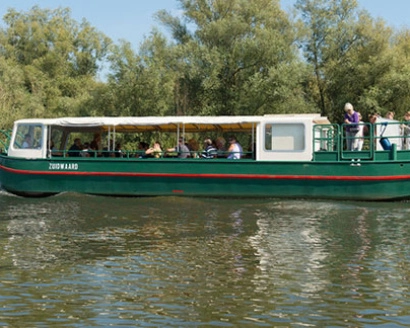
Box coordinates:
[49,163,79,170]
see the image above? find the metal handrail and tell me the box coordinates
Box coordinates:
[313,121,410,162]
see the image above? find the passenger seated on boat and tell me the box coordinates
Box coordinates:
[101,147,116,157]
[215,137,226,158]
[187,138,199,158]
[22,134,32,148]
[86,142,98,157]
[90,133,101,150]
[145,141,162,158]
[201,138,217,159]
[137,141,149,158]
[80,142,91,157]
[115,143,123,157]
[227,135,243,159]
[88,133,102,156]
[166,137,190,158]
[68,138,83,157]
[102,147,109,157]
[48,140,62,156]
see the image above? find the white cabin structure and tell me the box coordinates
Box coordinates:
[7,114,329,161]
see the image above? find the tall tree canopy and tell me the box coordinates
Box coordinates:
[0,6,111,127]
[152,0,317,115]
[1,0,410,130]
[106,32,177,117]
[295,0,407,121]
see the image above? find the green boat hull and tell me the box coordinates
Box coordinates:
[1,155,410,200]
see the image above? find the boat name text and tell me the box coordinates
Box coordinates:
[49,163,79,170]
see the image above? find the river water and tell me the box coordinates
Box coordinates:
[0,191,409,327]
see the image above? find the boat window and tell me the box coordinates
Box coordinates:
[264,123,305,151]
[13,124,43,149]
[49,127,64,151]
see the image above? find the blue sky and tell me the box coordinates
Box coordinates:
[0,0,409,50]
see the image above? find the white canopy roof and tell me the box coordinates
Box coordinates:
[14,114,326,133]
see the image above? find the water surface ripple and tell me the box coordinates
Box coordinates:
[0,192,409,326]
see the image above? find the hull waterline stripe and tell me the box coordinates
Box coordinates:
[1,165,410,181]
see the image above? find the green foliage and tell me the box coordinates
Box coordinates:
[294,0,410,122]
[154,0,312,116]
[0,6,111,128]
[107,35,176,117]
[0,57,29,128]
[2,6,111,75]
[359,29,410,119]
[1,0,410,128]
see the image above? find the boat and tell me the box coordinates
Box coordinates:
[0,114,408,200]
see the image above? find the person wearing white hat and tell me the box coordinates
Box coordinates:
[343,102,360,151]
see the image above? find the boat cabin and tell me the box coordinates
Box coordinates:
[6,114,330,161]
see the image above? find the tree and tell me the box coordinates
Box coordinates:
[156,0,315,116]
[0,6,111,120]
[295,0,401,121]
[2,6,111,76]
[107,33,176,117]
[296,0,361,119]
[0,57,30,128]
[360,28,410,118]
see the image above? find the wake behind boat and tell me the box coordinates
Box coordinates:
[0,114,408,200]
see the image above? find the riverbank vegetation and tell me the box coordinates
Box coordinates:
[1,0,409,130]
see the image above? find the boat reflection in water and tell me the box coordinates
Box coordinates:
[249,201,333,295]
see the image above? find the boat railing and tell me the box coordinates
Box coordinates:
[49,148,252,160]
[313,121,407,162]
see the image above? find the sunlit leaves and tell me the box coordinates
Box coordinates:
[2,0,410,127]
[0,6,111,122]
[153,0,306,116]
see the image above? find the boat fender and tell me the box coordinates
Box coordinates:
[379,137,392,150]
